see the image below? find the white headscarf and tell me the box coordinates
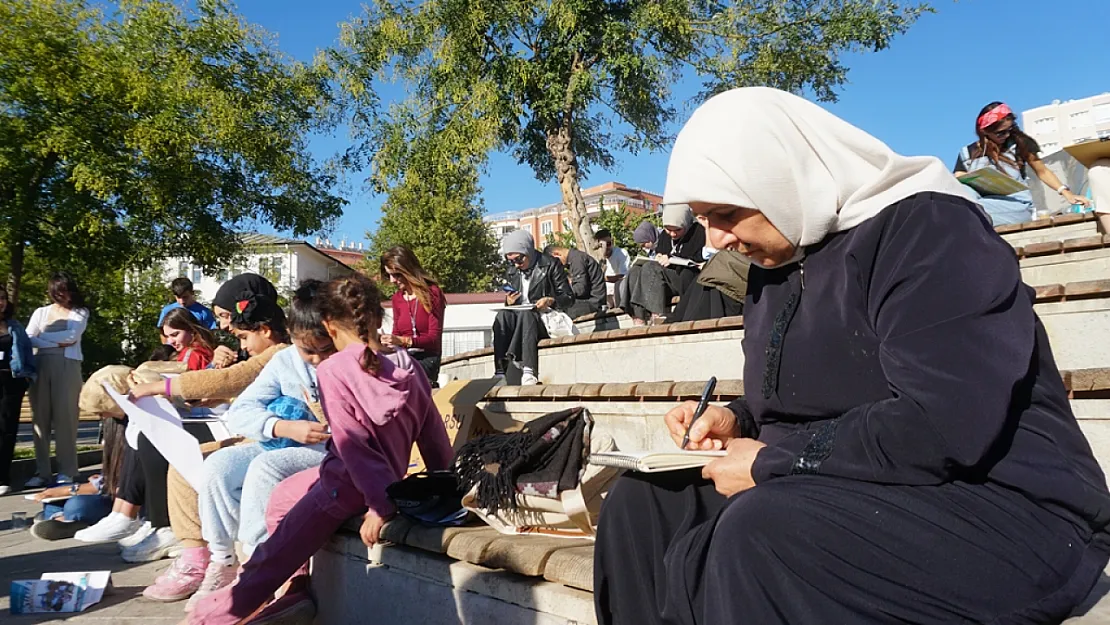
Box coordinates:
[663,87,972,256]
[661,203,695,230]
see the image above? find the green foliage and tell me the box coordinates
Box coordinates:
[366,162,501,294]
[0,0,345,303]
[331,0,928,259]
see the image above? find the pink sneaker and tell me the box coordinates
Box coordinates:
[142,547,208,602]
[184,558,239,612]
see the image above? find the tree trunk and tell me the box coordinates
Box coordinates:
[546,126,603,262]
[7,238,24,307]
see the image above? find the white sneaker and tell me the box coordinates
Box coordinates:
[520,372,541,385]
[0,485,11,495]
[24,476,46,489]
[121,527,181,563]
[74,512,142,544]
[53,474,75,486]
[118,520,154,549]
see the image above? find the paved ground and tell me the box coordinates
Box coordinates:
[0,477,180,623]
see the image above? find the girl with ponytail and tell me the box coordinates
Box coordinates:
[189,274,453,625]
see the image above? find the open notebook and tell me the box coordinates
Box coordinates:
[589,450,726,473]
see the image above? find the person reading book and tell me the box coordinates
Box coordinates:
[953,101,1090,225]
[594,87,1110,625]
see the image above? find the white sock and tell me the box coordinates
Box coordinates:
[522,366,535,376]
[209,549,236,565]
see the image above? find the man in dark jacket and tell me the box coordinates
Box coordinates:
[543,244,606,319]
[493,229,575,385]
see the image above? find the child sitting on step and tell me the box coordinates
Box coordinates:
[187,273,453,625]
[143,282,334,608]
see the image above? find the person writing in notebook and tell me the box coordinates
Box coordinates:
[594,88,1110,625]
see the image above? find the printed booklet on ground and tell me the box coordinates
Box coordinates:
[9,571,111,614]
[589,449,726,473]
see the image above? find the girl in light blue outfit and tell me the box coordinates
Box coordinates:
[953,101,1091,226]
[182,280,336,610]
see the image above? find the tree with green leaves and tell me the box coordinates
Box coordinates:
[0,0,344,304]
[332,0,928,262]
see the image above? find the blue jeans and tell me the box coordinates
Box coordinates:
[44,495,112,523]
[966,187,1036,226]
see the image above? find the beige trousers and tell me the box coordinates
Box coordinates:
[29,353,83,479]
[169,437,244,548]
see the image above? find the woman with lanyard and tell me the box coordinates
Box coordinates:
[594,87,1110,624]
[954,101,1091,225]
[379,246,447,386]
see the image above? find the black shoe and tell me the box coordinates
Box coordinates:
[30,518,89,541]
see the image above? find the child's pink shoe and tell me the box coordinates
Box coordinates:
[142,546,209,602]
[184,559,240,612]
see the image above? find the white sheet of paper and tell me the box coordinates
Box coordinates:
[103,384,207,492]
[40,571,111,611]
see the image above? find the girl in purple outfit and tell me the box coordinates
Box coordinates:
[188,274,454,625]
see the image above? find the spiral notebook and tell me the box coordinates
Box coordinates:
[589,450,726,473]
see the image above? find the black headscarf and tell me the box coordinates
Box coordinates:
[213,273,278,311]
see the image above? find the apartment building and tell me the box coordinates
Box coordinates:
[1022,94,1110,155]
[486,181,662,244]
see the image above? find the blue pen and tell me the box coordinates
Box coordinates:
[681,377,718,450]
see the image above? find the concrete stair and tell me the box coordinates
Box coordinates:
[314,212,1110,624]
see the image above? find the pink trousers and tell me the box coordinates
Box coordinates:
[189,467,358,625]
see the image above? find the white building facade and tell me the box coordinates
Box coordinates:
[1022,94,1110,156]
[161,234,354,303]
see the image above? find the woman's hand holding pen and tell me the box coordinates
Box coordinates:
[665,402,740,450]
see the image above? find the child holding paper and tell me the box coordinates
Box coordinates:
[188,274,453,625]
[144,281,335,608]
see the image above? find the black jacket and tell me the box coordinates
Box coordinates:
[657,222,707,267]
[565,249,607,310]
[507,252,575,311]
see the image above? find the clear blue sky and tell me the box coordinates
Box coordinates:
[234,0,1108,245]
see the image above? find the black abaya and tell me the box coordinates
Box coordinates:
[594,193,1110,624]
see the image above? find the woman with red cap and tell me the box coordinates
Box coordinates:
[953,101,1091,225]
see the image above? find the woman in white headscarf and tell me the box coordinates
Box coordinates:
[594,88,1110,625]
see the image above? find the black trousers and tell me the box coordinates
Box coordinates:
[136,423,213,528]
[492,309,548,371]
[410,351,442,388]
[566,300,602,320]
[117,443,145,505]
[628,264,695,321]
[595,470,1109,625]
[0,371,29,485]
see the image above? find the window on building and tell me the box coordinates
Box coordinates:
[1094,103,1110,125]
[217,269,230,282]
[541,221,553,236]
[178,261,189,278]
[192,267,202,284]
[271,256,283,282]
[1069,111,1092,129]
[523,224,532,234]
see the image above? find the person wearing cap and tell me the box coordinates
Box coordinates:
[494,229,574,385]
[954,101,1091,225]
[209,273,280,368]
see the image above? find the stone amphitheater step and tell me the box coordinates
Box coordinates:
[997,212,1100,247]
[442,288,1110,384]
[313,369,1110,625]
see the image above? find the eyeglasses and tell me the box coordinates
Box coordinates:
[506,254,528,266]
[986,124,1014,138]
[385,271,402,279]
